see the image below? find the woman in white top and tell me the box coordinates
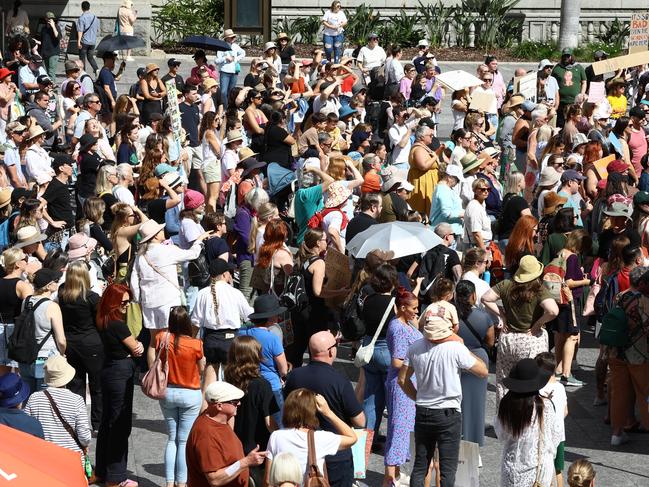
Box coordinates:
[18,267,66,394]
[321,0,347,63]
[198,112,222,212]
[82,118,115,161]
[265,389,357,485]
[262,42,283,81]
[451,88,471,131]
[117,0,137,60]
[460,248,491,309]
[24,125,53,184]
[179,189,207,310]
[62,81,81,144]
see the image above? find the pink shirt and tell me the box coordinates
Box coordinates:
[629,128,648,175]
[492,70,506,109]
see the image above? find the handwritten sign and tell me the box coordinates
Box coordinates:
[324,247,351,308]
[469,91,496,113]
[629,12,649,54]
[591,50,649,76]
[592,154,615,180]
[513,71,537,103]
[436,70,483,92]
[587,81,606,103]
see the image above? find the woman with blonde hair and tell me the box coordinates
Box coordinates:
[95,164,119,230]
[567,459,596,487]
[198,111,222,212]
[109,203,148,283]
[268,452,302,487]
[249,202,279,258]
[58,260,103,430]
[83,118,116,162]
[0,247,34,375]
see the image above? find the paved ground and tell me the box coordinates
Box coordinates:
[86,325,649,487]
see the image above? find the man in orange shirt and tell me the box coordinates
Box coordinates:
[186,382,266,487]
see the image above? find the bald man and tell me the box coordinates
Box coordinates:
[284,331,365,487]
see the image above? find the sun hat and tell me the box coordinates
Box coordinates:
[44,355,76,388]
[542,191,568,216]
[418,39,429,48]
[603,201,633,219]
[13,225,46,248]
[572,132,589,150]
[0,67,14,80]
[606,159,628,174]
[224,129,244,145]
[422,310,454,341]
[503,358,552,394]
[249,294,287,321]
[0,373,30,408]
[78,133,98,153]
[67,232,97,261]
[240,157,266,178]
[202,78,217,90]
[33,268,63,289]
[264,41,277,52]
[513,255,544,283]
[36,75,52,86]
[460,153,482,174]
[184,189,205,210]
[445,164,463,181]
[238,146,258,162]
[145,63,159,74]
[381,172,402,193]
[64,60,79,72]
[538,166,561,187]
[223,29,236,39]
[537,59,554,71]
[154,162,177,177]
[521,100,537,112]
[607,77,626,88]
[6,121,26,134]
[634,191,649,206]
[209,259,236,277]
[338,104,357,120]
[503,94,525,113]
[276,32,290,41]
[26,124,46,141]
[138,219,166,243]
[324,181,352,208]
[0,188,11,209]
[560,169,586,183]
[161,171,183,189]
[205,381,244,403]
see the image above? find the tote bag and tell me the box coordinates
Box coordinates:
[141,332,170,399]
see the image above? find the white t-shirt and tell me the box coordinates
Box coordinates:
[540,380,567,441]
[388,124,411,166]
[267,429,341,480]
[113,185,135,206]
[313,95,341,116]
[321,10,347,36]
[460,271,491,309]
[179,218,204,249]
[221,149,239,184]
[405,339,476,410]
[357,45,387,70]
[544,76,560,104]
[322,209,346,246]
[464,199,493,243]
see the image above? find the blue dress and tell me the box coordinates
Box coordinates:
[384,317,423,466]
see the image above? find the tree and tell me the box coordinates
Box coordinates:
[558,0,581,49]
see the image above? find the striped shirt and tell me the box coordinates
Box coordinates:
[24,388,91,454]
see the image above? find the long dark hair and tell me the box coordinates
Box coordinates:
[454,280,476,322]
[224,336,262,393]
[168,306,193,352]
[497,391,545,439]
[553,207,576,233]
[509,279,543,303]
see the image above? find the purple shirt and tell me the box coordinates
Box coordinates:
[233,205,254,264]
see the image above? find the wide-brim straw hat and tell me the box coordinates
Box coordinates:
[277,32,290,41]
[223,29,236,40]
[224,129,244,145]
[0,188,12,209]
[461,153,482,174]
[26,124,46,141]
[138,219,166,244]
[145,63,159,74]
[13,225,46,248]
[513,255,544,283]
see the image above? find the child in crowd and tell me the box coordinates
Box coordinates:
[419,278,460,341]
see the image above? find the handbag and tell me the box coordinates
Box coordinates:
[532,413,544,487]
[354,297,395,368]
[305,429,330,487]
[43,390,95,482]
[141,332,170,399]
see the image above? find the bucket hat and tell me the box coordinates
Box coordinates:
[542,191,568,216]
[538,167,561,187]
[513,255,544,283]
[44,355,76,388]
[264,42,277,52]
[324,181,352,208]
[249,294,287,321]
[0,373,30,408]
[67,233,97,261]
[603,201,633,219]
[0,67,14,80]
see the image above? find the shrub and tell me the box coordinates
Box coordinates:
[293,15,322,45]
[344,4,382,47]
[417,1,454,48]
[152,0,224,45]
[378,10,424,48]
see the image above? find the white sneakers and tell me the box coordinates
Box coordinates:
[611,432,629,446]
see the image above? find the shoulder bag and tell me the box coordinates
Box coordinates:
[305,429,330,487]
[143,251,187,306]
[141,332,170,399]
[531,410,544,487]
[354,297,395,368]
[43,390,95,481]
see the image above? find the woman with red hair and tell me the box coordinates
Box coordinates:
[384,287,422,486]
[254,219,293,295]
[95,283,144,487]
[504,215,538,276]
[583,140,604,199]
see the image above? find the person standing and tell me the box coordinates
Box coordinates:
[40,12,61,80]
[215,29,245,109]
[98,51,126,113]
[321,1,347,63]
[117,0,137,60]
[76,1,100,76]
[463,178,493,251]
[551,49,587,128]
[161,58,184,93]
[398,303,488,486]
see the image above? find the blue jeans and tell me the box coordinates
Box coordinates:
[410,407,462,487]
[19,357,47,395]
[272,389,284,428]
[323,33,344,63]
[159,387,202,483]
[362,337,390,432]
[220,72,238,108]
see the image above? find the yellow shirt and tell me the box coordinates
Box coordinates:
[607,94,627,119]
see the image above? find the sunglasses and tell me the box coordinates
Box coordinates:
[121,299,130,306]
[327,342,338,352]
[222,399,241,406]
[476,187,489,192]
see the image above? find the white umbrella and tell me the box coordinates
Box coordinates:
[435,70,483,92]
[346,222,443,259]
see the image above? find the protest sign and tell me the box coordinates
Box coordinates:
[436,70,483,92]
[591,50,649,76]
[592,154,615,180]
[469,91,496,113]
[513,71,537,103]
[587,81,606,103]
[629,13,649,54]
[324,247,351,307]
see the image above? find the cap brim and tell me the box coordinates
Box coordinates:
[0,379,30,408]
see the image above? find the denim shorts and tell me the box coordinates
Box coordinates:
[0,323,17,367]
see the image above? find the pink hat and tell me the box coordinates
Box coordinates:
[67,233,97,261]
[183,189,205,210]
[324,181,352,208]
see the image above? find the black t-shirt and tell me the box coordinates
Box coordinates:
[42,177,74,228]
[345,212,378,244]
[435,245,461,279]
[390,192,409,221]
[100,319,131,360]
[244,73,261,88]
[180,102,200,147]
[597,227,642,260]
[40,25,61,58]
[234,377,278,454]
[90,223,113,251]
[77,151,102,198]
[499,194,529,239]
[262,124,292,168]
[206,236,230,263]
[100,192,118,231]
[147,198,167,225]
[361,290,396,339]
[284,360,363,463]
[279,45,295,65]
[59,290,100,339]
[161,73,185,93]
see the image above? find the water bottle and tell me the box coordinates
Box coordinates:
[483,270,491,285]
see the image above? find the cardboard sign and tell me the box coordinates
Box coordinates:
[629,12,649,54]
[587,81,606,103]
[513,71,537,103]
[165,80,183,148]
[592,154,616,180]
[436,70,483,92]
[324,247,351,308]
[469,91,496,113]
[591,50,649,76]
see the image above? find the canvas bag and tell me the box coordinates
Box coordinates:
[141,332,170,399]
[454,440,480,487]
[305,429,330,487]
[354,297,395,368]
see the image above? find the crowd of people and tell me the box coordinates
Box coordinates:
[0,2,646,487]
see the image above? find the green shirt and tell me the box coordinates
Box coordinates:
[494,279,554,332]
[551,63,587,104]
[295,184,324,244]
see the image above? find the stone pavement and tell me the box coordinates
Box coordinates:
[87,326,649,487]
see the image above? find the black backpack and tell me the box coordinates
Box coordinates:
[417,245,449,303]
[8,298,51,364]
[279,263,310,312]
[188,250,210,289]
[341,287,370,341]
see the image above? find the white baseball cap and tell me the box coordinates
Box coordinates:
[205,381,244,403]
[418,39,429,48]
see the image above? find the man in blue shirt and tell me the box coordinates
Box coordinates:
[97,51,126,113]
[557,169,587,228]
[76,1,100,75]
[0,373,44,439]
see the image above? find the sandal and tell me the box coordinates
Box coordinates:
[119,481,138,487]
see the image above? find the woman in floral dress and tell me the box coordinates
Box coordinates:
[384,287,423,487]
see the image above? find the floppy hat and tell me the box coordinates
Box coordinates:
[542,191,568,216]
[0,373,30,408]
[13,225,46,248]
[44,355,76,388]
[26,124,46,141]
[184,189,205,210]
[338,104,357,120]
[572,132,588,150]
[67,232,97,261]
[513,255,544,283]
[33,268,63,289]
[606,159,628,174]
[603,201,633,219]
[276,32,290,41]
[145,63,160,74]
[209,259,236,277]
[0,188,11,209]
[560,169,586,183]
[205,381,244,403]
[64,60,79,72]
[325,181,352,208]
[224,129,243,145]
[445,164,463,181]
[461,153,482,174]
[538,167,561,187]
[240,157,266,178]
[238,146,258,162]
[78,133,98,153]
[202,78,217,90]
[223,29,236,39]
[249,294,287,321]
[264,41,277,51]
[138,219,166,243]
[0,67,14,80]
[503,358,552,394]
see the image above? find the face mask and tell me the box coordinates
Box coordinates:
[196,212,204,222]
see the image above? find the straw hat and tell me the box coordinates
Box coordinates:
[224,129,243,145]
[223,29,236,40]
[324,181,352,208]
[277,32,290,41]
[238,146,258,162]
[461,153,481,174]
[503,94,525,113]
[542,191,567,216]
[513,255,544,283]
[264,41,277,52]
[138,219,166,244]
[202,78,217,90]
[538,167,560,187]
[44,355,76,388]
[145,63,159,74]
[0,188,12,209]
[13,225,46,248]
[26,124,46,141]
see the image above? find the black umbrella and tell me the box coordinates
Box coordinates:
[96,34,146,53]
[181,35,230,52]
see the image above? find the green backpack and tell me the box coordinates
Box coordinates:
[598,306,629,348]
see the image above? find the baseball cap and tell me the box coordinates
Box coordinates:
[560,169,586,183]
[537,59,554,71]
[418,39,429,48]
[154,163,177,177]
[36,75,52,85]
[205,381,244,403]
[167,58,181,67]
[30,54,43,64]
[368,33,379,39]
[64,60,79,72]
[561,48,574,56]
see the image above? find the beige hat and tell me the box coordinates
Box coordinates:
[138,219,166,244]
[277,32,290,41]
[6,121,27,134]
[26,124,46,141]
[423,317,453,341]
[514,255,544,283]
[224,129,243,145]
[0,188,11,209]
[44,355,76,388]
[538,166,561,187]
[238,146,258,162]
[14,225,46,248]
[205,381,244,403]
[145,63,160,74]
[202,78,217,90]
[223,29,236,39]
[324,181,352,208]
[264,41,277,52]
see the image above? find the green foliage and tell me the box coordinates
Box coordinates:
[417,1,454,48]
[152,0,224,45]
[272,16,294,41]
[378,10,424,48]
[597,18,630,52]
[343,4,382,47]
[452,0,521,49]
[509,40,623,61]
[292,15,322,45]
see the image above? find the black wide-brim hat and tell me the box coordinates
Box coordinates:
[249,293,286,321]
[502,358,552,394]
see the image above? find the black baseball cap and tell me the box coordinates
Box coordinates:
[209,259,236,277]
[36,75,52,85]
[167,58,181,67]
[52,154,74,172]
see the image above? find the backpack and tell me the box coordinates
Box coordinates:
[93,74,111,114]
[307,207,349,230]
[594,271,620,320]
[7,298,51,364]
[417,245,449,303]
[597,306,629,347]
[187,249,210,289]
[341,287,370,341]
[0,217,12,252]
[542,251,572,305]
[280,265,309,312]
